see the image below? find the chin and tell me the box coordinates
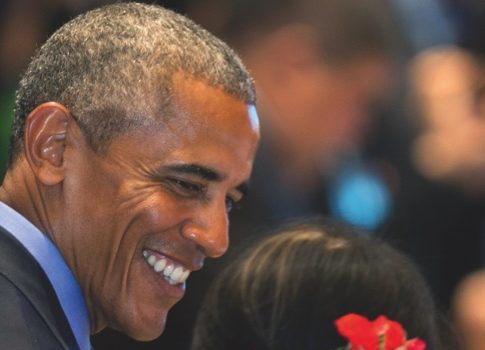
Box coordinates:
[131,330,165,342]
[117,311,168,341]
[125,324,166,342]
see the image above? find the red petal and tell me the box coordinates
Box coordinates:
[371,316,406,349]
[372,316,390,334]
[335,314,379,349]
[383,320,406,349]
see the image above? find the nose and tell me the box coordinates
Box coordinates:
[181,201,229,258]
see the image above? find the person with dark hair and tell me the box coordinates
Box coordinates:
[191,218,443,350]
[0,2,259,349]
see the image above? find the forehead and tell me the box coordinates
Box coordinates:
[105,73,259,169]
[170,72,251,126]
[161,73,259,152]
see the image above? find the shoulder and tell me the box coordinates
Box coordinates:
[0,274,60,349]
[0,227,78,350]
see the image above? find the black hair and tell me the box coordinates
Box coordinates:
[9,2,255,166]
[191,217,442,350]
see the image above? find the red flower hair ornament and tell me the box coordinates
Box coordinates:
[335,313,426,350]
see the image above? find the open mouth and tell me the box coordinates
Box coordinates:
[142,250,190,285]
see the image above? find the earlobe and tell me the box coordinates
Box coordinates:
[24,102,72,186]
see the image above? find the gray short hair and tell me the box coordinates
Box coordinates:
[9,2,255,165]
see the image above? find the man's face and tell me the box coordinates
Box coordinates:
[56,74,260,340]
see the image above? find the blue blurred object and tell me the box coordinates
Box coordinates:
[329,163,391,231]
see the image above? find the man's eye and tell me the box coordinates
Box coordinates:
[167,178,205,198]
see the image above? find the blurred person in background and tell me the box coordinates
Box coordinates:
[186,0,403,235]
[452,269,485,350]
[382,0,485,313]
[410,47,485,193]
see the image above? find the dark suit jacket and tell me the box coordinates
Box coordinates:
[0,225,80,349]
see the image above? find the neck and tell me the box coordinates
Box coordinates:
[0,158,55,238]
[1,159,105,336]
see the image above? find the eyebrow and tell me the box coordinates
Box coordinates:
[164,164,249,196]
[165,164,221,181]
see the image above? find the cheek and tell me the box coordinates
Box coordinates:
[104,207,192,340]
[102,190,193,268]
[100,262,173,340]
[62,165,123,248]
[129,190,191,227]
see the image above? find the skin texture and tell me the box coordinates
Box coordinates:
[0,73,260,341]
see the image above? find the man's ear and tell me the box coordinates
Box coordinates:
[24,102,73,186]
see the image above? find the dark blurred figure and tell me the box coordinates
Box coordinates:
[381,0,485,313]
[384,46,485,309]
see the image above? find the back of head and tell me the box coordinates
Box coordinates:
[192,218,440,350]
[8,2,255,166]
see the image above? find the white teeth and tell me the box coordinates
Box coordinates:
[154,258,167,272]
[142,250,190,285]
[147,255,156,266]
[163,264,174,276]
[171,266,183,282]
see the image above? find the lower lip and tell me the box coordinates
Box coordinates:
[142,256,186,300]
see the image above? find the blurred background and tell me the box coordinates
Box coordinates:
[1,0,484,349]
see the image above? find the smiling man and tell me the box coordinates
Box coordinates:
[0,3,259,349]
